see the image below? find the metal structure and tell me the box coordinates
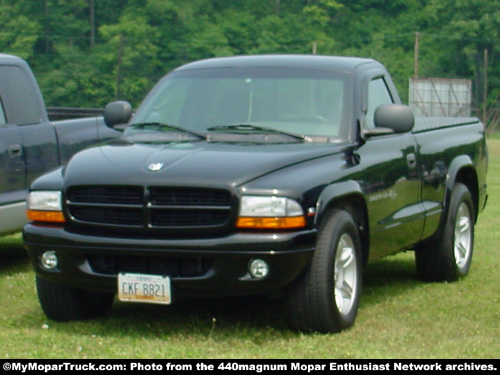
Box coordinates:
[409,78,472,117]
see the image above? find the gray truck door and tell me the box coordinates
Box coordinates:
[0,65,59,189]
[0,63,58,235]
[0,90,27,234]
[0,94,25,201]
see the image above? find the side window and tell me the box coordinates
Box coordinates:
[0,97,6,124]
[366,77,393,128]
[0,66,42,125]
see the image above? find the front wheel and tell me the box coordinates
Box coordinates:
[36,276,115,322]
[415,182,475,282]
[288,209,362,333]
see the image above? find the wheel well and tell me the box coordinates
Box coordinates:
[454,167,479,221]
[318,195,370,267]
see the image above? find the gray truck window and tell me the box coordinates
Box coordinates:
[366,77,394,128]
[0,66,41,125]
[0,97,6,124]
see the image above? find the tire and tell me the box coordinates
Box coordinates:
[288,209,362,333]
[36,276,115,322]
[415,183,475,282]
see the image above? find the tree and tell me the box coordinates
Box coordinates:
[0,0,497,111]
[99,10,161,104]
[0,1,41,59]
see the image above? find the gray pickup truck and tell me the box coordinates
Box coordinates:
[0,54,119,236]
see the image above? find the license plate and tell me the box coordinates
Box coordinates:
[118,273,171,305]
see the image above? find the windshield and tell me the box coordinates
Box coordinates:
[130,66,351,142]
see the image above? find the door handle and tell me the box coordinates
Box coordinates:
[406,153,417,169]
[8,144,23,158]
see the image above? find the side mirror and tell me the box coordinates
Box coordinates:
[103,101,132,128]
[374,104,414,134]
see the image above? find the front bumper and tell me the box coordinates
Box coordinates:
[24,224,316,298]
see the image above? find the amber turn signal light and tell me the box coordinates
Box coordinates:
[27,210,66,223]
[236,216,306,229]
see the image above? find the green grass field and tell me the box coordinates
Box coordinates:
[1,139,499,359]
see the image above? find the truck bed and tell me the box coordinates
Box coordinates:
[413,117,481,133]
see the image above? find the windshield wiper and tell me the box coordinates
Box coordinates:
[128,122,206,140]
[207,124,309,142]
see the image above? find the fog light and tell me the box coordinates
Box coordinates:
[249,259,269,279]
[40,251,58,270]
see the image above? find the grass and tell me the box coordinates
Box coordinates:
[488,132,500,140]
[1,140,500,359]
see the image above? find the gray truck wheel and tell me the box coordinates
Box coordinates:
[288,209,362,333]
[36,276,114,322]
[415,182,475,282]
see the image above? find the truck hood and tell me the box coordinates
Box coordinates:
[62,140,347,188]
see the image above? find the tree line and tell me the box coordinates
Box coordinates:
[0,0,499,121]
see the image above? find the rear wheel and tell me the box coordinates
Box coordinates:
[36,276,114,322]
[415,183,475,282]
[288,209,362,333]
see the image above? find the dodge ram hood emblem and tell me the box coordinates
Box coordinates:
[148,162,164,171]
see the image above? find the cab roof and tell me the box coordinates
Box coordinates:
[175,54,381,74]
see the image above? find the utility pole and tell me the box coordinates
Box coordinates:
[414,31,420,78]
[44,0,50,53]
[89,0,96,47]
[116,34,124,100]
[483,48,488,126]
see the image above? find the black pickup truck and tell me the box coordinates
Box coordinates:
[0,54,119,237]
[24,55,488,333]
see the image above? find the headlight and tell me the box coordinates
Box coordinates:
[27,191,65,223]
[237,196,305,229]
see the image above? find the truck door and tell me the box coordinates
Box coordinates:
[0,64,59,189]
[0,63,59,235]
[357,76,424,260]
[0,91,27,233]
[0,94,25,200]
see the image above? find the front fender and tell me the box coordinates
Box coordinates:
[315,180,365,225]
[30,167,65,191]
[315,180,369,265]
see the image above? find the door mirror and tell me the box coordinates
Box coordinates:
[374,104,414,134]
[103,101,132,128]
